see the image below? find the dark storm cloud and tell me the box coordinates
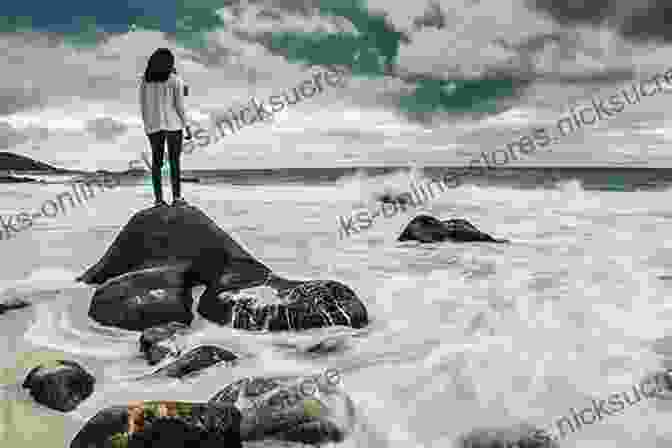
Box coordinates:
[528,0,672,43]
[526,0,618,26]
[620,0,672,43]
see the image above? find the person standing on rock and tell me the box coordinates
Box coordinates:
[139,48,192,207]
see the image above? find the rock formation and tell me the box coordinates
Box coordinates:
[208,374,356,445]
[398,214,510,243]
[456,423,561,447]
[78,203,369,332]
[77,203,271,287]
[78,203,272,331]
[88,264,195,331]
[197,280,368,331]
[22,360,95,412]
[69,401,242,448]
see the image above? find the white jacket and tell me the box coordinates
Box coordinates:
[139,73,190,135]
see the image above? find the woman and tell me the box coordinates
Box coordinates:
[139,48,192,206]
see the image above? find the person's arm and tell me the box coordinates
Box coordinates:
[173,77,192,139]
[139,79,148,133]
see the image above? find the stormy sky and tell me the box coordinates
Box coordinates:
[1,0,672,169]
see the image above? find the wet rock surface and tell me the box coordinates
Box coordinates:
[146,345,238,379]
[139,322,190,365]
[398,214,510,243]
[77,203,271,287]
[78,204,277,331]
[22,360,95,412]
[69,401,242,448]
[457,423,561,448]
[87,265,195,332]
[208,374,356,444]
[197,280,368,332]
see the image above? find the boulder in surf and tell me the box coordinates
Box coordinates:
[76,202,272,288]
[457,423,560,447]
[208,374,356,444]
[88,264,195,332]
[69,401,242,448]
[22,360,95,412]
[197,279,369,331]
[398,214,510,243]
[78,203,280,331]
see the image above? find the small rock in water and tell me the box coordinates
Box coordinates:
[457,423,560,448]
[306,336,348,354]
[148,345,238,379]
[139,322,189,365]
[22,360,95,412]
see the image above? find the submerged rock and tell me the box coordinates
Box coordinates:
[208,374,356,444]
[146,345,238,379]
[197,280,369,331]
[22,360,95,412]
[88,264,195,332]
[306,336,349,354]
[139,322,190,365]
[398,214,510,243]
[69,401,242,448]
[457,423,560,448]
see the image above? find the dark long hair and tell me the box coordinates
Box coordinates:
[143,48,175,83]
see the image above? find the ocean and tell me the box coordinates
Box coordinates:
[2,166,672,447]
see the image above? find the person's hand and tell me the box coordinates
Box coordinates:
[184,126,193,140]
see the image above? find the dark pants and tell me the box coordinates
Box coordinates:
[147,130,182,202]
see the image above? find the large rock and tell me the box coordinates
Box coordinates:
[77,203,369,333]
[22,360,95,412]
[88,265,195,332]
[69,401,242,448]
[398,214,510,243]
[76,203,272,288]
[78,203,278,331]
[197,280,369,331]
[208,374,356,444]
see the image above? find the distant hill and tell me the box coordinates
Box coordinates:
[0,152,69,172]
